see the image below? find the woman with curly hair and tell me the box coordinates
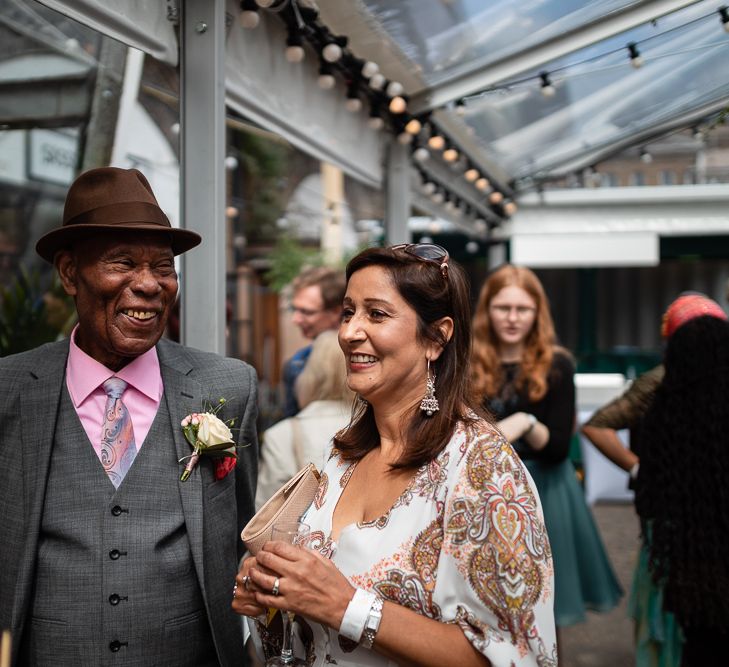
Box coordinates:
[636,314,729,666]
[471,264,622,640]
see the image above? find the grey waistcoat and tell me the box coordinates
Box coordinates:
[20,387,218,666]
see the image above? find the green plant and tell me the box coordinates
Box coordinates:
[264,236,323,290]
[0,267,75,356]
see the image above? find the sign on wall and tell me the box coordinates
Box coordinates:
[28,128,79,186]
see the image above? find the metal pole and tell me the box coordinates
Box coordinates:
[179,0,226,353]
[384,141,410,244]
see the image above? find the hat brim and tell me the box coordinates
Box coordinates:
[35,222,202,263]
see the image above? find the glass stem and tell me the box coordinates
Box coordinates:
[280,610,296,664]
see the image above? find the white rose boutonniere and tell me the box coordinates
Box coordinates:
[179,398,237,482]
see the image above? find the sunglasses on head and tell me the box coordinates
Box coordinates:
[391,243,449,280]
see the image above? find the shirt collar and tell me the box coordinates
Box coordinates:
[66,325,163,406]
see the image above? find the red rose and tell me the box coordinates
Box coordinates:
[215,456,237,480]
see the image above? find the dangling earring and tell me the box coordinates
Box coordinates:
[419,359,439,417]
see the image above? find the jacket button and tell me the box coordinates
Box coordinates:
[109,593,121,606]
[111,506,123,516]
[109,549,121,560]
[109,640,121,652]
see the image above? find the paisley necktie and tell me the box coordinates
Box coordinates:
[100,377,137,488]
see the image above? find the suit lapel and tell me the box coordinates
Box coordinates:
[15,342,68,629]
[157,341,209,602]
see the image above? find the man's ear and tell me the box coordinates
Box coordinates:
[428,316,454,361]
[55,250,78,297]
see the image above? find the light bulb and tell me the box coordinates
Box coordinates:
[475,177,490,191]
[540,72,555,98]
[285,45,305,63]
[428,134,445,151]
[322,42,342,63]
[397,132,413,145]
[413,147,430,162]
[369,73,385,90]
[224,155,239,170]
[404,118,422,135]
[504,201,518,216]
[389,96,407,114]
[489,191,504,205]
[386,81,404,97]
[474,218,488,233]
[431,191,444,204]
[422,181,436,194]
[345,97,362,113]
[466,241,479,254]
[170,122,180,135]
[318,73,335,89]
[464,168,479,182]
[443,147,459,162]
[239,10,259,29]
[640,149,653,164]
[361,61,379,78]
[368,116,384,130]
[628,43,643,69]
[226,206,239,218]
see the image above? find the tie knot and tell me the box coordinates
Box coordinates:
[103,377,128,399]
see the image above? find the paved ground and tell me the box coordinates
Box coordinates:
[560,502,641,667]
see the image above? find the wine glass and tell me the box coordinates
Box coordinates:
[265,520,311,667]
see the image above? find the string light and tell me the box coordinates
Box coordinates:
[431,189,445,204]
[442,144,459,162]
[369,73,386,90]
[368,106,384,130]
[404,117,422,135]
[389,95,407,114]
[322,36,347,63]
[345,84,362,112]
[386,81,404,97]
[489,191,504,205]
[475,176,490,191]
[361,61,379,78]
[422,180,437,195]
[628,42,643,68]
[428,132,445,151]
[413,146,430,162]
[464,166,479,182]
[503,201,518,216]
[540,71,555,97]
[721,6,729,33]
[397,131,413,145]
[318,62,336,89]
[239,0,259,29]
[640,148,653,163]
[285,30,305,63]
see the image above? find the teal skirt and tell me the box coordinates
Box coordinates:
[525,458,623,627]
[627,538,683,667]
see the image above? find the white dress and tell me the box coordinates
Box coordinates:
[254,419,557,666]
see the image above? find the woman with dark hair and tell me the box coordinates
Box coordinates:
[234,245,556,666]
[470,265,622,637]
[636,315,729,666]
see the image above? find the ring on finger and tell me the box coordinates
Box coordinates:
[242,575,251,591]
[271,577,280,596]
[233,582,238,600]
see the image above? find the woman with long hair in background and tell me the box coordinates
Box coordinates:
[471,264,622,649]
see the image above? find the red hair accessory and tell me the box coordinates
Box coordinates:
[661,294,727,339]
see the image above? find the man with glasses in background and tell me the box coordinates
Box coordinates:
[282,266,345,417]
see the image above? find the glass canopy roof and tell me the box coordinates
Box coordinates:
[354,0,729,191]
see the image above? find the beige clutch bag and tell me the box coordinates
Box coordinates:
[241,463,320,556]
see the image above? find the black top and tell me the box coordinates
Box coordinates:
[485,350,576,464]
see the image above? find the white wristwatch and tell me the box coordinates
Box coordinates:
[361,597,383,649]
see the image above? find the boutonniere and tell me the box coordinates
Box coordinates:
[179,398,237,482]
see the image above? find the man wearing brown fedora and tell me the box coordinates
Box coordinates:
[0,167,258,666]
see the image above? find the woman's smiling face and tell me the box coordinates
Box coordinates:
[338,265,431,412]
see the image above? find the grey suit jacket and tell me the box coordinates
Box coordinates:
[0,337,258,666]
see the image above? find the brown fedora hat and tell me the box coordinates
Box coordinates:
[36,167,202,263]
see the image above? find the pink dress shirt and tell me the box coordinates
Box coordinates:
[66,326,164,456]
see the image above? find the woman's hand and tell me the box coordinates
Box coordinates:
[498,412,549,451]
[248,540,356,630]
[231,555,268,618]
